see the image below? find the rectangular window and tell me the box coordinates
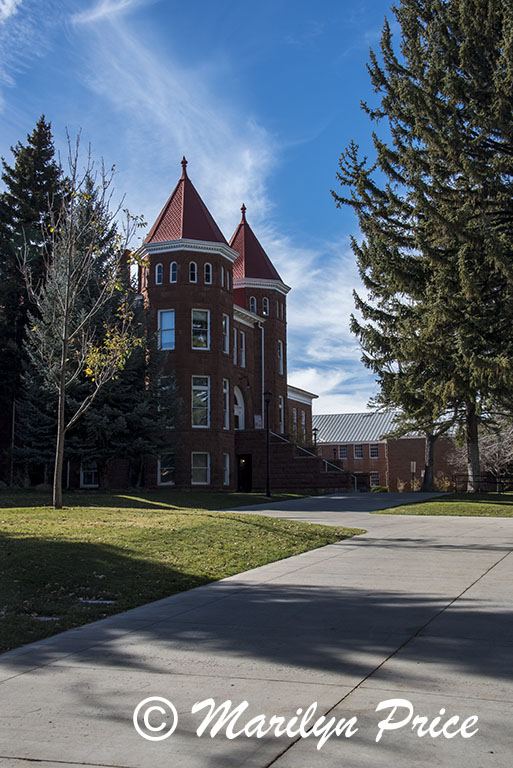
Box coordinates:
[240,331,246,368]
[223,453,230,486]
[301,410,306,442]
[278,395,285,434]
[278,339,284,375]
[192,452,210,485]
[339,445,348,460]
[80,460,99,488]
[158,454,175,485]
[354,444,364,459]
[192,375,210,427]
[158,309,175,350]
[370,444,379,459]
[192,309,210,349]
[223,378,229,429]
[233,328,237,364]
[222,314,230,354]
[292,407,297,437]
[370,471,380,487]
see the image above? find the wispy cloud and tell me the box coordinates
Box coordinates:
[70,11,275,237]
[0,0,22,23]
[71,0,156,25]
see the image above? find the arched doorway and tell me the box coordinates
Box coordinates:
[233,386,245,430]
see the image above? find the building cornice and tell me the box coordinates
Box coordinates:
[233,305,262,327]
[287,384,319,406]
[233,277,291,296]
[140,238,238,263]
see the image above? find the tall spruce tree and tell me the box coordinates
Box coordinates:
[334,0,513,491]
[0,116,61,412]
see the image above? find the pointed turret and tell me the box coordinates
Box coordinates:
[230,205,282,281]
[145,157,227,245]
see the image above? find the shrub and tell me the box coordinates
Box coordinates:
[370,485,389,493]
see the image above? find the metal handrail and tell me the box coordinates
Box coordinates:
[269,431,347,474]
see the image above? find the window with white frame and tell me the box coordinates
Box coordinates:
[262,297,269,316]
[192,376,210,427]
[158,454,175,485]
[223,453,230,486]
[158,309,175,350]
[234,386,245,429]
[276,300,279,316]
[204,263,212,284]
[170,261,177,283]
[221,265,225,287]
[189,261,197,282]
[226,271,230,290]
[339,445,348,460]
[223,378,230,429]
[192,452,210,485]
[278,395,285,434]
[370,444,379,459]
[191,309,210,349]
[249,296,257,314]
[222,314,230,354]
[370,471,380,487]
[354,444,364,459]
[233,328,237,364]
[278,340,284,375]
[292,408,297,437]
[240,331,246,367]
[301,410,306,441]
[155,263,163,285]
[80,460,99,488]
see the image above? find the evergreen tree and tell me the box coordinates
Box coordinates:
[0,116,62,412]
[334,0,513,491]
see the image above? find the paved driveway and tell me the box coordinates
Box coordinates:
[1,493,512,767]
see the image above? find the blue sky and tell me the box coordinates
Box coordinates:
[0,0,396,413]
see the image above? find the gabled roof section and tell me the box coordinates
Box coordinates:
[312,412,405,443]
[230,205,282,281]
[144,157,227,245]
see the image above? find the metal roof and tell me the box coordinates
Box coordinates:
[312,411,402,443]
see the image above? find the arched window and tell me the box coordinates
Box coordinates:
[189,261,197,282]
[249,296,257,314]
[170,261,177,283]
[262,297,269,316]
[233,386,245,430]
[204,263,212,284]
[155,263,163,285]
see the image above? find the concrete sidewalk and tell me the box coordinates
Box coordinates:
[1,493,512,767]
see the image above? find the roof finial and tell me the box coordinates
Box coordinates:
[241,203,247,221]
[181,156,188,179]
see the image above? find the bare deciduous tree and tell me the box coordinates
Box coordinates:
[22,137,144,508]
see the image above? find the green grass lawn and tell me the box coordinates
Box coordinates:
[372,492,513,517]
[0,489,364,653]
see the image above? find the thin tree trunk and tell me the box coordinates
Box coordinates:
[421,434,436,492]
[466,400,480,493]
[53,372,66,509]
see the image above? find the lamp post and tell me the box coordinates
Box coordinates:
[312,426,318,453]
[264,390,272,498]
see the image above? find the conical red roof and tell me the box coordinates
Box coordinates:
[230,205,282,281]
[145,158,227,245]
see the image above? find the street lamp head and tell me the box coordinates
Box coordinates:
[263,390,272,404]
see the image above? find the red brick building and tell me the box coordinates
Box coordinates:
[314,411,458,491]
[121,158,348,492]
